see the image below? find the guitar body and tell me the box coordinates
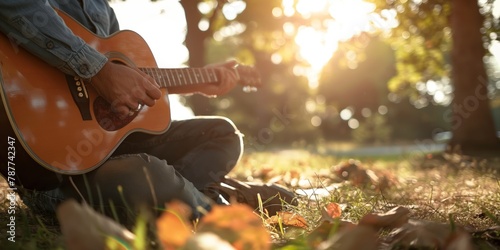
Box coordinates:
[0,11,171,174]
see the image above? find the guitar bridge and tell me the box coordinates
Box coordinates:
[66,75,92,120]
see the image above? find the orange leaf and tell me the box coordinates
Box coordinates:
[255,166,274,180]
[198,204,271,250]
[156,200,193,249]
[266,211,308,229]
[323,202,342,219]
[199,203,260,230]
[289,170,301,179]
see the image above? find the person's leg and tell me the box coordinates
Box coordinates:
[114,116,244,190]
[111,116,297,214]
[22,153,212,226]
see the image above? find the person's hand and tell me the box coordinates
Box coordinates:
[197,60,240,97]
[90,61,162,118]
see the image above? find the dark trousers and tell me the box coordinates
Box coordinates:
[22,116,243,223]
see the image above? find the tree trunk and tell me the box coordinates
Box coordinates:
[179,0,215,115]
[448,0,500,155]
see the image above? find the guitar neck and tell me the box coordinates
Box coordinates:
[139,67,220,88]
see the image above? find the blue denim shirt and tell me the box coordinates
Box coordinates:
[0,0,119,78]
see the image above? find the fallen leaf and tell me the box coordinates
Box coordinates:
[445,231,474,250]
[333,160,369,187]
[253,167,274,181]
[266,211,308,229]
[321,202,342,221]
[289,170,301,180]
[386,219,473,249]
[156,200,193,249]
[56,199,135,250]
[332,160,397,190]
[198,204,271,250]
[359,206,410,230]
[316,225,379,250]
[374,171,398,191]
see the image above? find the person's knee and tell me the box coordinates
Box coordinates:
[212,117,243,150]
[211,116,241,136]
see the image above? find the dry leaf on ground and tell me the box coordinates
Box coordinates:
[156,200,193,249]
[320,202,342,222]
[266,211,308,229]
[445,231,475,250]
[316,225,379,250]
[197,204,271,250]
[386,219,474,249]
[359,206,410,230]
[333,159,370,186]
[332,159,397,190]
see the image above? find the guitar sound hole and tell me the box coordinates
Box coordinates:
[93,97,135,131]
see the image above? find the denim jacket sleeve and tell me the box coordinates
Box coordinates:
[0,0,107,78]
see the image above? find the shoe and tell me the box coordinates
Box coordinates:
[204,177,298,216]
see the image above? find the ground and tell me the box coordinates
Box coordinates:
[0,146,499,249]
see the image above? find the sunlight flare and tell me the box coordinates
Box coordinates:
[284,0,396,88]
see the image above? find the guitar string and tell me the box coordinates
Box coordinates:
[140,68,222,86]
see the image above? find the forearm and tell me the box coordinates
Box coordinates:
[0,0,107,78]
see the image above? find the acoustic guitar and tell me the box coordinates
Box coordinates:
[0,10,260,174]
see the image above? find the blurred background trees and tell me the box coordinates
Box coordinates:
[131,0,500,154]
[370,0,500,153]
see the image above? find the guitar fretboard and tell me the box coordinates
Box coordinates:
[139,67,220,88]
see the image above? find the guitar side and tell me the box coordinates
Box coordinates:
[0,11,171,174]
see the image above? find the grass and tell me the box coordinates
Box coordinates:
[1,146,499,249]
[230,148,500,247]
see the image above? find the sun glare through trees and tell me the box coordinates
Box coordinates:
[278,0,398,88]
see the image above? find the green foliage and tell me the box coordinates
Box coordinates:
[368,0,453,96]
[368,0,500,96]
